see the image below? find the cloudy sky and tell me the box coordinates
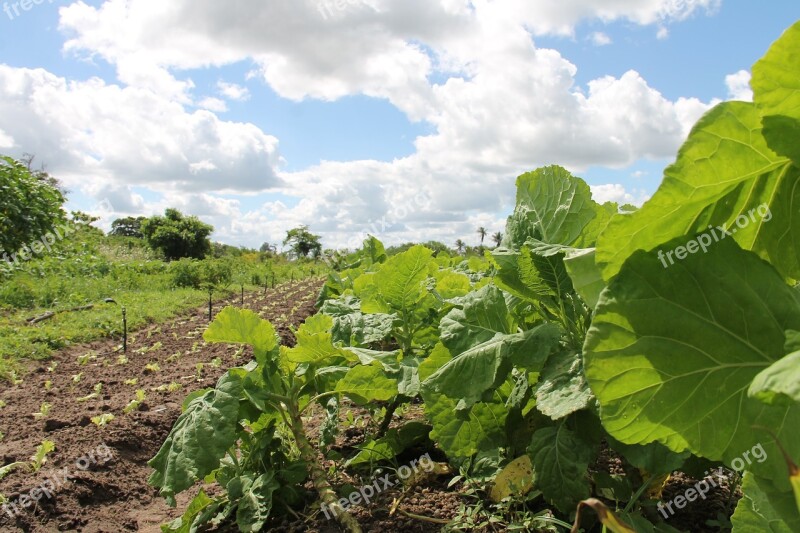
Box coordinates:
[0,0,797,251]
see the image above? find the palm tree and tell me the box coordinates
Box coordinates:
[455,239,466,255]
[492,232,503,247]
[477,227,487,246]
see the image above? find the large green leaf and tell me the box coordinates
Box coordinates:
[284,314,343,364]
[528,424,594,513]
[564,248,605,309]
[533,351,593,420]
[204,307,278,365]
[149,371,243,505]
[422,324,560,410]
[237,473,279,532]
[752,21,800,166]
[503,165,597,249]
[584,239,800,485]
[439,284,513,355]
[422,389,508,459]
[335,364,398,402]
[359,245,435,314]
[731,474,800,532]
[749,351,800,406]
[596,101,800,281]
[346,422,432,466]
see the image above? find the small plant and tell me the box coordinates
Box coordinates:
[33,402,52,420]
[145,362,161,373]
[194,362,204,380]
[124,378,139,386]
[77,351,96,366]
[7,371,22,385]
[77,383,103,403]
[166,352,182,363]
[44,380,53,391]
[91,413,115,427]
[123,389,146,414]
[0,461,26,481]
[116,355,129,365]
[30,440,55,472]
[0,400,6,409]
[46,362,58,372]
[209,357,222,368]
[72,372,84,384]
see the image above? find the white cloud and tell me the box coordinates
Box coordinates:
[217,81,250,101]
[0,128,14,148]
[0,0,724,248]
[591,184,649,206]
[589,32,612,46]
[656,26,670,39]
[0,65,284,195]
[197,96,228,112]
[725,70,753,101]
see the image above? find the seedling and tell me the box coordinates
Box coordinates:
[209,357,222,369]
[166,352,182,363]
[72,372,84,384]
[145,362,161,373]
[0,461,26,481]
[77,383,103,402]
[0,400,6,409]
[7,371,22,385]
[124,378,139,386]
[46,362,58,372]
[194,362,204,380]
[30,440,55,472]
[33,402,52,420]
[116,355,129,365]
[91,414,115,427]
[77,352,96,366]
[44,380,53,391]
[123,389,146,414]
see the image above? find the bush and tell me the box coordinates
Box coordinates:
[0,277,38,309]
[170,259,203,289]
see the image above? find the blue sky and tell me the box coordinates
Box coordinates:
[0,0,798,250]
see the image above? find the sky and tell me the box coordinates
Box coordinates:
[0,0,798,252]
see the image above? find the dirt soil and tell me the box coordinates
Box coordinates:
[0,278,323,532]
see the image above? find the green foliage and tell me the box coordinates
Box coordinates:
[142,208,214,260]
[0,155,67,258]
[283,225,322,258]
[110,216,147,238]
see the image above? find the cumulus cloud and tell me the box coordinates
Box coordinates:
[0,0,723,247]
[591,184,649,206]
[0,65,284,195]
[217,81,250,101]
[725,70,753,101]
[589,31,612,46]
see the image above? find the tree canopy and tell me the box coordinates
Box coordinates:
[110,216,148,238]
[141,208,214,260]
[283,225,322,258]
[0,155,67,255]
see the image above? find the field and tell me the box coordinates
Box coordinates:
[1,19,800,533]
[0,277,323,531]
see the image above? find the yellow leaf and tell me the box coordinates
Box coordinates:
[490,455,535,503]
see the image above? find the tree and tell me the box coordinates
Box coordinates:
[454,239,466,255]
[141,208,214,261]
[283,226,322,258]
[110,216,147,238]
[492,232,503,247]
[259,242,277,254]
[477,227,487,246]
[0,155,67,256]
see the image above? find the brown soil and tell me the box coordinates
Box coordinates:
[0,278,323,532]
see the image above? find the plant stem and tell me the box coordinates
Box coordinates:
[286,403,362,533]
[376,396,402,438]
